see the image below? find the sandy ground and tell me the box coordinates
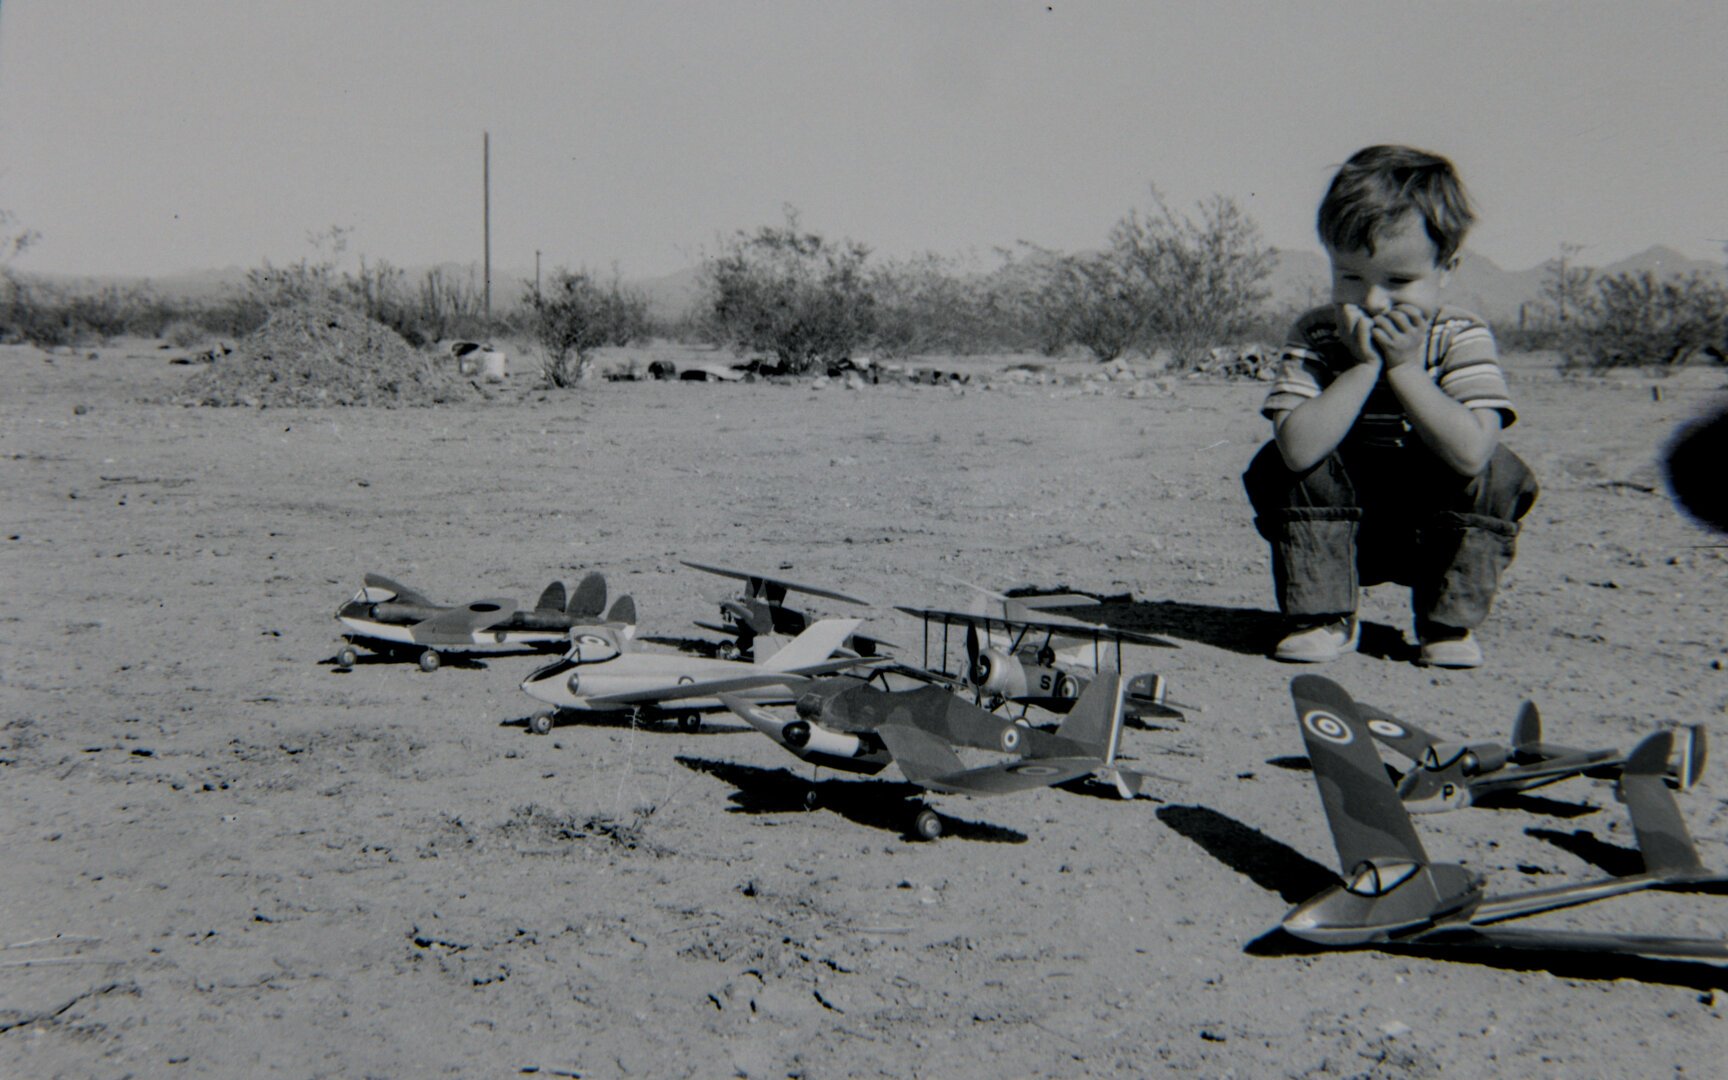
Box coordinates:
[2,339,1726,1078]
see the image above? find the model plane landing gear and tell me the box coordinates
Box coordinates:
[716,641,740,661]
[913,808,944,841]
[803,786,821,811]
[336,646,358,669]
[677,712,703,733]
[418,649,441,673]
[528,711,555,736]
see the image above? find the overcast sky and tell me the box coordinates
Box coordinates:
[3,2,1724,280]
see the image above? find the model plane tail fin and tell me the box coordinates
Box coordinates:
[758,619,863,672]
[1050,669,1124,762]
[569,572,608,619]
[535,581,568,614]
[1510,701,1542,753]
[1291,676,1431,873]
[606,595,637,630]
[1672,724,1708,792]
[1620,730,1706,879]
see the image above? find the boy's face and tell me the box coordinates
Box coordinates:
[1326,212,1454,318]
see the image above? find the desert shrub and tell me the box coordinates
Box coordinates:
[0,275,179,346]
[528,268,651,386]
[698,208,876,372]
[867,252,1024,357]
[1564,270,1728,369]
[987,192,1274,365]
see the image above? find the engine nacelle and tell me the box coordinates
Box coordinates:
[1424,741,1508,776]
[970,647,1027,698]
[782,720,865,759]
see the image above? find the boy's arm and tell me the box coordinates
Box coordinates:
[1272,305,1380,472]
[1373,305,1502,475]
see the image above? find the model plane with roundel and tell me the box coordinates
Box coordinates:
[1352,697,1706,813]
[720,668,1168,839]
[334,571,636,671]
[519,617,879,734]
[1277,674,1728,961]
[681,560,895,660]
[894,596,1181,718]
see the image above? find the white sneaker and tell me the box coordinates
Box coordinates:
[1418,629,1482,668]
[1273,617,1360,663]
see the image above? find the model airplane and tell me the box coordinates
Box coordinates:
[721,668,1162,839]
[520,617,876,734]
[1354,697,1707,813]
[895,600,1178,716]
[681,560,895,660]
[1279,674,1728,961]
[335,571,636,671]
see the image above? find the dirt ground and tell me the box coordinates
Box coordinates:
[3,338,1726,1078]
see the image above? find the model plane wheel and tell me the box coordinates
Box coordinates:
[336,647,358,669]
[717,641,740,661]
[803,787,820,811]
[528,711,554,736]
[418,649,441,673]
[678,712,702,733]
[913,809,944,841]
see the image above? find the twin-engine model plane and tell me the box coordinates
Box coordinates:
[895,602,1178,717]
[335,572,636,672]
[520,617,876,734]
[681,560,894,660]
[1279,675,1728,961]
[721,668,1162,839]
[1354,698,1707,813]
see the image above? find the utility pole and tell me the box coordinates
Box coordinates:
[483,131,492,318]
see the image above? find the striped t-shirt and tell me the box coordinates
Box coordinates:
[1260,305,1517,449]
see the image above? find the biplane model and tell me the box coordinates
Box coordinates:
[335,571,636,672]
[1279,675,1728,960]
[681,560,895,660]
[1354,697,1707,813]
[520,617,875,734]
[721,668,1163,839]
[894,600,1178,717]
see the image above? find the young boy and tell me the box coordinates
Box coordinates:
[1243,145,1538,668]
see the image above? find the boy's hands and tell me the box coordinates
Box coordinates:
[1338,303,1383,370]
[1339,302,1430,370]
[1370,304,1430,370]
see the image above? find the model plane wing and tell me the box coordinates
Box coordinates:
[1292,675,1431,871]
[681,561,870,606]
[363,573,435,607]
[1413,925,1728,962]
[917,755,1103,796]
[583,657,883,706]
[1353,702,1448,763]
[409,598,520,643]
[895,605,1176,649]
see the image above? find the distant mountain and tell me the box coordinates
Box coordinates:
[1262,244,1725,328]
[15,244,1723,331]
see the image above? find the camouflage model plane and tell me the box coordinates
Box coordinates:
[681,560,894,660]
[520,617,875,734]
[1279,674,1728,961]
[721,668,1163,839]
[894,601,1179,718]
[1354,697,1707,813]
[335,571,635,672]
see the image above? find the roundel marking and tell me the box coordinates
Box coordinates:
[1302,709,1353,745]
[1366,718,1406,739]
[1008,763,1063,777]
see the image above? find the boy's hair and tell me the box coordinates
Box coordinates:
[1317,145,1475,265]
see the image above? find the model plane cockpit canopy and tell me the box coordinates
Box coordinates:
[1422,741,1509,776]
[1344,859,1422,898]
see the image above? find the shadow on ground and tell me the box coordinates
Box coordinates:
[677,755,1027,843]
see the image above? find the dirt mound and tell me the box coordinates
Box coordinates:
[180,300,475,407]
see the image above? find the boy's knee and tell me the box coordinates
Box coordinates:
[1243,443,1356,515]
[1466,446,1539,521]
